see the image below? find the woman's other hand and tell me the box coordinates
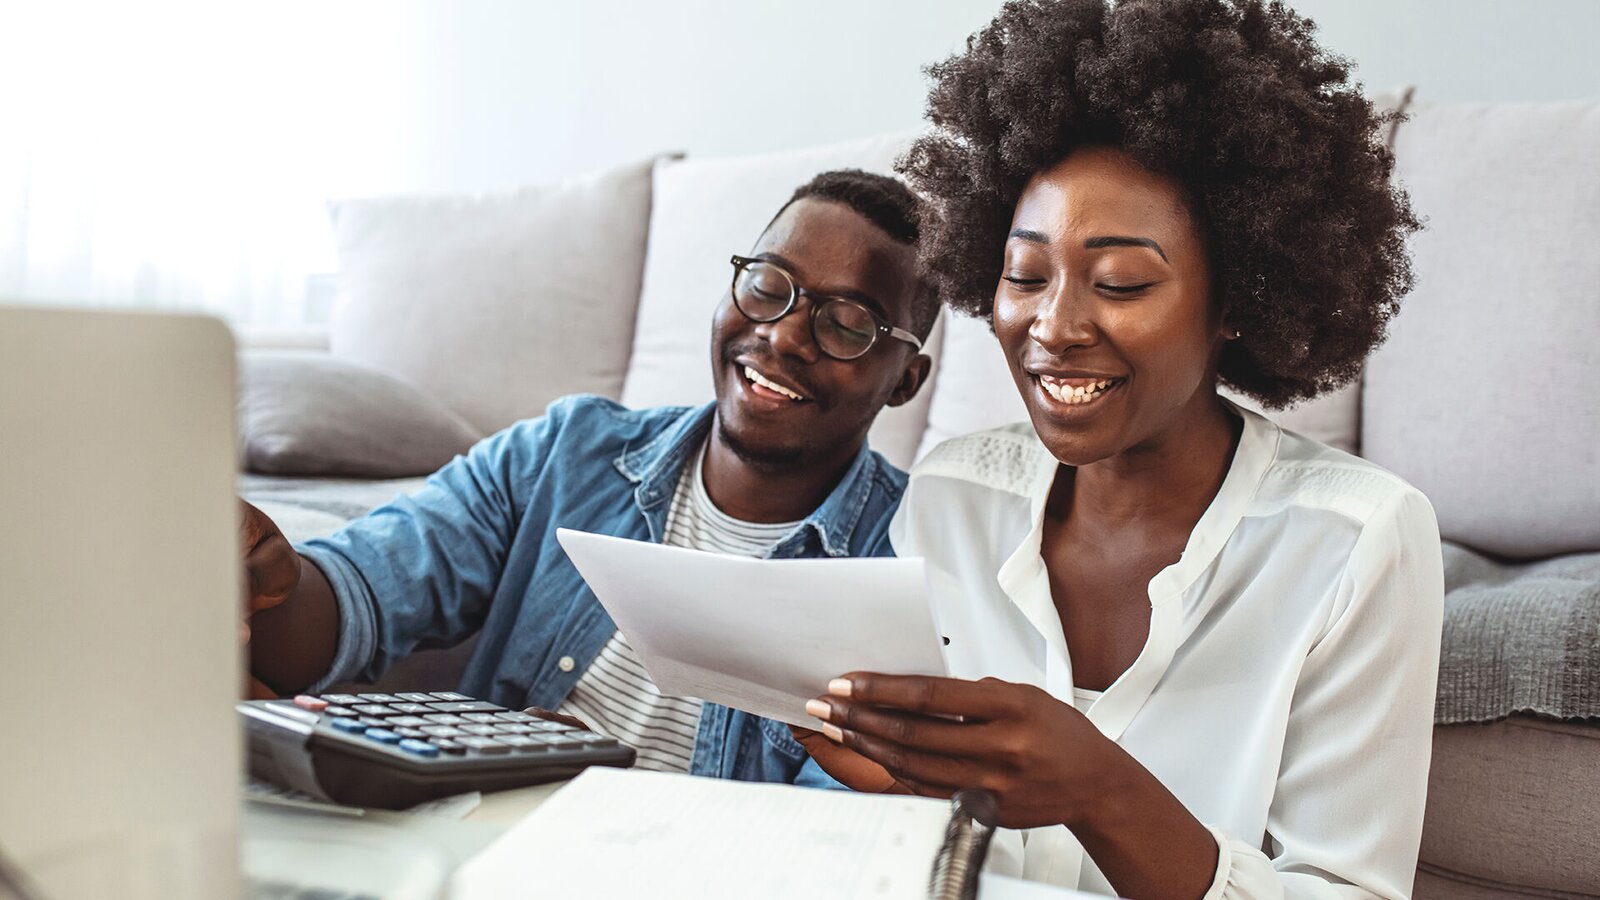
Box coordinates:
[789,725,912,794]
[804,673,1117,830]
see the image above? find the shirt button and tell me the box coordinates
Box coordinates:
[557,656,576,673]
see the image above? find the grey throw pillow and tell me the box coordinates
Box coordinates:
[240,352,483,478]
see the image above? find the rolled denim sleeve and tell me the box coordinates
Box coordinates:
[299,412,561,688]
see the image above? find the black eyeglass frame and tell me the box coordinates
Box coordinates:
[728,254,923,360]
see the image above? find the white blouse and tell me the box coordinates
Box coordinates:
[890,406,1444,899]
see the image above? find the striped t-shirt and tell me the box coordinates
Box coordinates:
[556,439,800,772]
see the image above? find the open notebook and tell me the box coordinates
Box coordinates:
[451,768,1091,900]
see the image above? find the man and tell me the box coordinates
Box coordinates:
[242,169,939,786]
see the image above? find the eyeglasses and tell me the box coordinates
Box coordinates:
[728,255,923,361]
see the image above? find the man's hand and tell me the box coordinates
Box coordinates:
[523,707,591,730]
[239,499,299,697]
[240,499,299,637]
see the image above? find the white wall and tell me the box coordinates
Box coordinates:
[337,0,1600,193]
[3,0,1596,323]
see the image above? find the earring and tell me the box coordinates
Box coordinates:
[1229,328,1242,340]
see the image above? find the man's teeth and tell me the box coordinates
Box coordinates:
[744,366,804,401]
[1038,376,1116,405]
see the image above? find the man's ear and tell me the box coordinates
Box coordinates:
[886,353,933,408]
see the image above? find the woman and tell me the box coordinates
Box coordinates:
[796,1,1442,897]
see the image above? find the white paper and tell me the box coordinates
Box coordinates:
[556,528,949,727]
[451,768,953,900]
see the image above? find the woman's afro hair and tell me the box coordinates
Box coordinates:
[898,0,1419,407]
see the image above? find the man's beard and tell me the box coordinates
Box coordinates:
[715,408,812,471]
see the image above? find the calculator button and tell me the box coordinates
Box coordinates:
[398,739,439,757]
[461,724,501,736]
[428,692,472,701]
[433,739,466,754]
[363,728,402,744]
[425,701,504,713]
[359,717,389,728]
[329,717,366,734]
[389,703,434,715]
[542,734,584,750]
[356,693,401,703]
[394,727,427,739]
[528,720,574,733]
[496,735,547,751]
[422,713,467,725]
[494,711,536,723]
[576,733,618,748]
[292,695,329,712]
[496,724,534,734]
[325,705,357,717]
[420,725,464,737]
[321,694,361,705]
[394,693,436,703]
[353,704,398,716]
[387,716,429,728]
[457,736,510,755]
[462,713,504,723]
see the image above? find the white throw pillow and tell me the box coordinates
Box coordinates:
[329,157,658,435]
[1363,101,1600,558]
[619,132,940,470]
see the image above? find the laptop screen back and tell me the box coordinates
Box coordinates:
[0,306,241,900]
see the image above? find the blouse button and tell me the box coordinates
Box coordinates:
[557,655,576,673]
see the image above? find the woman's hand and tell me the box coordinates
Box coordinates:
[804,672,1119,830]
[789,725,913,794]
[809,672,1221,898]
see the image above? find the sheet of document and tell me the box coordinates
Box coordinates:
[451,767,953,900]
[555,528,949,727]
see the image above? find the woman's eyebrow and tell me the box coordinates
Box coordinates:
[1007,228,1050,244]
[1084,235,1168,262]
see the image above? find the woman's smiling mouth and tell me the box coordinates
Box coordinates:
[1034,374,1125,407]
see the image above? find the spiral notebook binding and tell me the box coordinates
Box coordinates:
[927,789,999,900]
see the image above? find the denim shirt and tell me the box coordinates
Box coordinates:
[299,395,906,786]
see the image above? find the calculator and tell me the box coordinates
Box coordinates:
[239,691,636,810]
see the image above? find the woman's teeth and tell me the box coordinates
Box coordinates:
[1039,376,1116,405]
[744,365,804,401]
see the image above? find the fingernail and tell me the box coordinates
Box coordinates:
[821,723,843,742]
[828,678,853,698]
[805,698,832,721]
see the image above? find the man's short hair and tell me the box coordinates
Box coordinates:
[771,169,940,342]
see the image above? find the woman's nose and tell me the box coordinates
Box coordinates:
[1027,286,1098,355]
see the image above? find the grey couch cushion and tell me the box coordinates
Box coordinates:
[1437,542,1600,723]
[1363,101,1600,559]
[330,157,658,435]
[1419,717,1600,898]
[240,353,481,479]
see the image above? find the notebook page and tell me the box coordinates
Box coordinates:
[451,768,952,900]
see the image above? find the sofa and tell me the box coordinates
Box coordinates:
[238,92,1600,897]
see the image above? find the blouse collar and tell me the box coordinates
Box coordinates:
[993,402,1283,740]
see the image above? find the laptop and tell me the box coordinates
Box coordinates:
[0,306,242,899]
